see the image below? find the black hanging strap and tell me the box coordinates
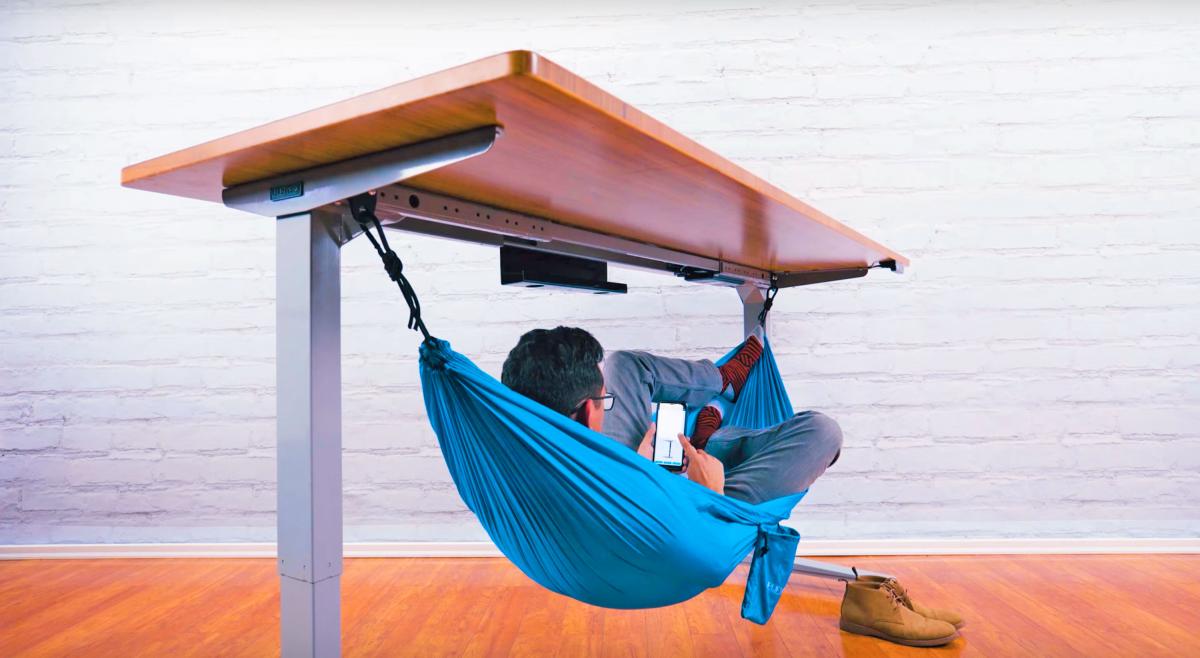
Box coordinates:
[757,281,779,326]
[348,193,434,344]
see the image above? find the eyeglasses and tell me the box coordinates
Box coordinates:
[574,393,615,413]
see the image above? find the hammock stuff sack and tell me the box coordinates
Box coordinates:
[419,335,805,624]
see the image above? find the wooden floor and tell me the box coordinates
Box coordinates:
[1,554,1196,657]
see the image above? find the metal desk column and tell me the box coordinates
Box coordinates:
[276,208,346,657]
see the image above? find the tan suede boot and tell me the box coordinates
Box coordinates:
[840,580,959,647]
[856,574,965,629]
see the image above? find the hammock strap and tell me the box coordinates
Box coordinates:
[756,281,779,327]
[348,193,434,344]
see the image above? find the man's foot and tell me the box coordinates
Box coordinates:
[855,574,965,629]
[690,399,726,450]
[840,580,959,647]
[719,328,764,402]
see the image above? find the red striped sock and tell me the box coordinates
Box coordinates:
[691,405,722,450]
[718,335,763,401]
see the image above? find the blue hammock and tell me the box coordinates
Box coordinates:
[418,335,805,624]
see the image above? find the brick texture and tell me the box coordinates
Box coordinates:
[1,1,1198,544]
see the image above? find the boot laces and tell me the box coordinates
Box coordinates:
[883,578,914,607]
[882,584,905,609]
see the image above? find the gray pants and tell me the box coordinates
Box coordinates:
[600,350,843,504]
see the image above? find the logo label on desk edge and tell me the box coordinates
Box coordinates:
[270,181,304,202]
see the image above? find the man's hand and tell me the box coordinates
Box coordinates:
[637,423,655,460]
[679,434,725,495]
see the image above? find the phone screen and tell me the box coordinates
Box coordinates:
[653,402,686,471]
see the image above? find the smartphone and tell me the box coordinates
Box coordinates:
[653,402,686,472]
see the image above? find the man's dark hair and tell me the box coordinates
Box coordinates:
[501,326,604,416]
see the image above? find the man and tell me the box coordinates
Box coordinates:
[500,326,964,647]
[499,325,842,503]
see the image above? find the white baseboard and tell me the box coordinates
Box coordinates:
[0,542,501,560]
[789,537,1200,555]
[1,537,1197,560]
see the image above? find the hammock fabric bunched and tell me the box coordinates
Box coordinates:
[419,336,805,624]
[349,195,805,624]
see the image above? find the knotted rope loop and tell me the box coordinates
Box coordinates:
[757,282,780,327]
[348,193,434,344]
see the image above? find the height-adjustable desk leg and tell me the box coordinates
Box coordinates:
[738,284,767,338]
[735,285,890,583]
[276,209,347,657]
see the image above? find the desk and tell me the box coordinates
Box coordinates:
[123,50,907,657]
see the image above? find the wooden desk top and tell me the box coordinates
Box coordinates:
[122,50,907,274]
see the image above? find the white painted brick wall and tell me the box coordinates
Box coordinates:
[2,0,1198,544]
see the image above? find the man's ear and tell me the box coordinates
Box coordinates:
[573,400,591,426]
